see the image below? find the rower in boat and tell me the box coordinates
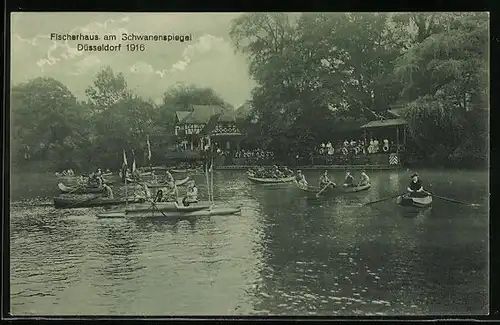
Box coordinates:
[319,170,336,188]
[284,166,294,176]
[162,172,178,202]
[154,189,164,202]
[357,170,371,186]
[296,170,308,186]
[77,175,86,186]
[87,173,98,188]
[407,173,426,197]
[103,184,114,199]
[273,165,284,178]
[182,180,198,206]
[150,171,158,184]
[143,184,152,200]
[131,168,142,181]
[343,170,355,187]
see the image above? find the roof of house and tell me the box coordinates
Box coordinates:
[386,108,405,118]
[178,105,228,124]
[330,119,368,133]
[199,113,223,136]
[361,118,407,128]
[235,101,253,119]
[176,111,191,122]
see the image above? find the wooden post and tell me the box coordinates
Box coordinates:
[396,125,399,154]
[403,125,406,147]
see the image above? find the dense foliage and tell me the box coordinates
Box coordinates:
[10,12,488,171]
[10,69,232,172]
[230,12,489,167]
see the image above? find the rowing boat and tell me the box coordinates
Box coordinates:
[127,177,190,188]
[97,202,242,219]
[53,195,144,209]
[171,168,202,173]
[296,182,371,197]
[247,175,296,184]
[125,201,210,212]
[396,194,433,208]
[58,183,106,194]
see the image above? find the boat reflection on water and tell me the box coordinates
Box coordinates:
[132,216,201,232]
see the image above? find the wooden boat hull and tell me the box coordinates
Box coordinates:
[248,175,296,184]
[53,196,144,209]
[171,169,202,173]
[296,183,371,197]
[125,201,210,212]
[58,183,105,194]
[97,205,242,219]
[397,194,433,208]
[145,177,191,188]
[126,177,190,187]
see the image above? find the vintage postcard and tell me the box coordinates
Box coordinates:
[9,12,489,316]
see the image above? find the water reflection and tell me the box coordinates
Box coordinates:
[10,170,488,315]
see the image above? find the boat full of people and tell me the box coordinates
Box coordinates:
[295,170,372,197]
[247,165,296,184]
[98,151,242,219]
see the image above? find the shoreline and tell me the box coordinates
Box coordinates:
[215,165,402,171]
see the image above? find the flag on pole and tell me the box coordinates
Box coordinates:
[132,150,137,173]
[122,149,128,167]
[146,134,152,161]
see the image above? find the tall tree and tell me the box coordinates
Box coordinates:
[85,66,131,111]
[11,77,88,168]
[394,12,489,165]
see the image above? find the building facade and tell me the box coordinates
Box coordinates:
[175,104,250,152]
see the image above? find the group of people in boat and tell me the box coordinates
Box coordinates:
[295,169,371,189]
[56,169,75,177]
[77,167,114,198]
[139,175,198,206]
[248,165,294,179]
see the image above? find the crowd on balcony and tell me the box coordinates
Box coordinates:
[315,138,401,157]
[214,149,275,165]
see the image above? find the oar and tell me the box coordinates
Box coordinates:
[316,181,333,198]
[148,199,170,218]
[426,192,481,207]
[364,192,406,206]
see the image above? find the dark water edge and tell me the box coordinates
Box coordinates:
[9,169,489,316]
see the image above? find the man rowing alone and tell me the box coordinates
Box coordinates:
[407,173,426,197]
[319,170,336,188]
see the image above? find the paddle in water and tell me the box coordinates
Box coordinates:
[425,191,481,207]
[364,192,407,206]
[316,181,333,198]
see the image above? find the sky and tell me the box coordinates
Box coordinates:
[11,12,256,107]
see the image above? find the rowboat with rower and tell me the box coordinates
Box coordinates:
[396,173,433,208]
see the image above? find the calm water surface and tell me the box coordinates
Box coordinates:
[9,170,489,316]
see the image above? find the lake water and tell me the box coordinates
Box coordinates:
[9,169,489,316]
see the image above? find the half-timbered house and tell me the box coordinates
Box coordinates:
[175,104,248,151]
